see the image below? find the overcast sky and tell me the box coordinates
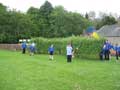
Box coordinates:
[0,0,120,16]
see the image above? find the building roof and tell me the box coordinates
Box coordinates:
[97,24,120,37]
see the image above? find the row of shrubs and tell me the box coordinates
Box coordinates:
[32,36,105,60]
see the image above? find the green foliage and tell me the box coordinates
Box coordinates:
[0,1,118,43]
[38,1,54,37]
[27,3,92,38]
[32,36,105,59]
[50,7,92,37]
[39,1,53,17]
[0,10,36,43]
[94,15,118,29]
[0,2,92,43]
[0,3,6,13]
[27,7,39,24]
[102,16,117,25]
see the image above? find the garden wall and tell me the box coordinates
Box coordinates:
[0,44,21,51]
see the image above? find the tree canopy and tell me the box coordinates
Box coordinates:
[0,1,118,43]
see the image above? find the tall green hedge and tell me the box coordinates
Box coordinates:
[32,36,105,60]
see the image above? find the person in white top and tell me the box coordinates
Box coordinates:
[66,43,73,62]
[32,42,35,47]
[29,42,36,56]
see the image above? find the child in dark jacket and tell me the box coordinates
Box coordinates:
[48,44,54,60]
[21,42,27,54]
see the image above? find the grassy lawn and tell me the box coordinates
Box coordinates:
[0,50,120,90]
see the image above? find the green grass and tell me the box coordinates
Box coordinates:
[0,50,120,90]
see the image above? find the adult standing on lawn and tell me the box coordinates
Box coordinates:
[66,43,73,62]
[21,41,27,54]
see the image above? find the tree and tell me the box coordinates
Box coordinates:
[27,7,39,21]
[102,15,117,25]
[8,11,38,40]
[0,1,93,43]
[0,3,9,43]
[50,6,92,37]
[49,6,68,37]
[39,1,53,18]
[38,1,54,37]
[96,16,117,30]
[27,7,40,37]
[0,3,7,12]
[85,13,89,19]
[92,12,118,29]
[0,7,37,43]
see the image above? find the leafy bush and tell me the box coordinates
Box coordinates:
[32,36,105,60]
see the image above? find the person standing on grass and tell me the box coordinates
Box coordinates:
[114,44,119,60]
[104,40,110,60]
[99,46,105,60]
[48,44,54,60]
[29,42,36,56]
[108,42,114,60]
[66,43,73,62]
[21,41,27,54]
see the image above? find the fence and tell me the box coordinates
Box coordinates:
[0,44,21,51]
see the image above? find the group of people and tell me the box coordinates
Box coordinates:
[21,41,36,56]
[21,42,74,62]
[100,40,120,61]
[48,43,74,62]
[21,40,120,62]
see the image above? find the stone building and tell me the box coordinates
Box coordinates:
[97,24,120,45]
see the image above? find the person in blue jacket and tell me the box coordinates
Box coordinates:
[104,40,111,60]
[21,41,27,54]
[48,44,54,60]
